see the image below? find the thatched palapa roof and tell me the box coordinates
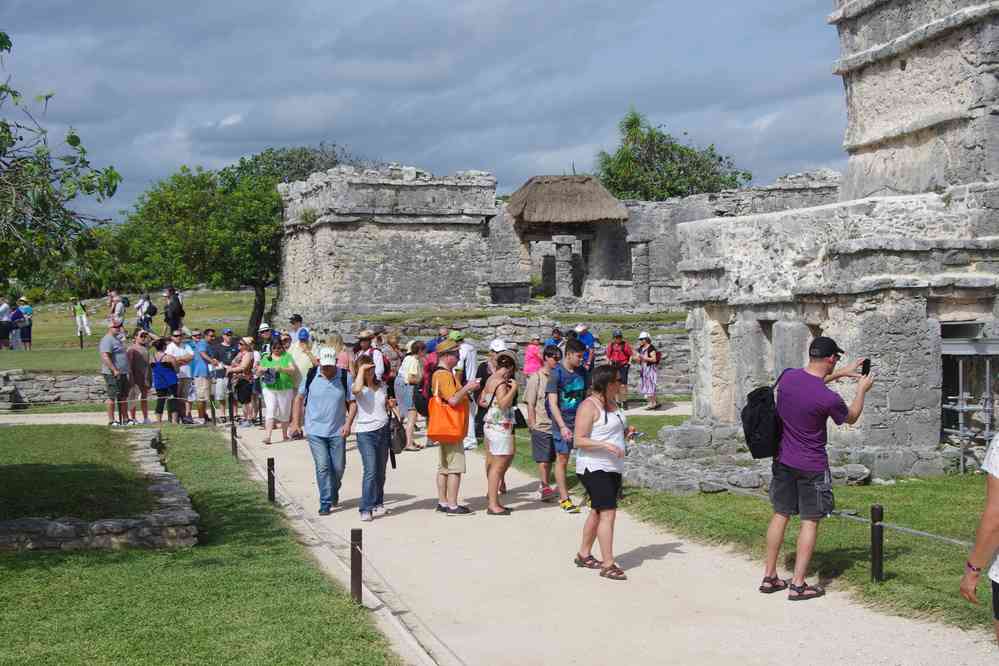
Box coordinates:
[506,175,628,224]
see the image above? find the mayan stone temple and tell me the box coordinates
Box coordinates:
[276,0,999,492]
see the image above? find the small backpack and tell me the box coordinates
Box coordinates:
[740,369,791,460]
[146,302,158,317]
[120,295,130,308]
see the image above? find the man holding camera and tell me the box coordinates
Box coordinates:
[760,336,874,600]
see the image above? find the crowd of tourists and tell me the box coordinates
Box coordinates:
[0,296,34,350]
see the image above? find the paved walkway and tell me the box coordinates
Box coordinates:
[5,411,995,664]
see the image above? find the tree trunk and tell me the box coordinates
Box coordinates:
[247,283,266,338]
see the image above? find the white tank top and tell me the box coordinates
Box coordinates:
[575,397,626,474]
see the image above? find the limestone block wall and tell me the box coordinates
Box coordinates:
[0,370,104,408]
[831,0,999,199]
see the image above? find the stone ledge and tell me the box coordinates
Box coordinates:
[826,0,893,25]
[0,429,199,552]
[828,236,999,256]
[677,257,726,273]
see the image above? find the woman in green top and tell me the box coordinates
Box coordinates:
[73,299,92,337]
[256,335,296,445]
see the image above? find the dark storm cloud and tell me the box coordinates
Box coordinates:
[0,0,846,219]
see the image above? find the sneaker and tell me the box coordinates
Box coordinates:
[360,511,373,522]
[125,419,138,426]
[182,417,195,425]
[559,499,580,514]
[539,486,558,502]
[108,421,121,428]
[373,505,388,517]
[318,506,332,516]
[446,505,472,516]
[435,503,449,513]
[463,443,477,451]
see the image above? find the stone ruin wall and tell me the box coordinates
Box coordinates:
[833,0,999,199]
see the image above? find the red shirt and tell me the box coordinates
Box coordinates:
[606,341,633,366]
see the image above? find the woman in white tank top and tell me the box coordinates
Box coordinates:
[572,364,631,581]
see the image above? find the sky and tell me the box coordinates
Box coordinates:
[1,0,847,222]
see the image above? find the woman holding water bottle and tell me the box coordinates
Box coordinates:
[571,364,634,581]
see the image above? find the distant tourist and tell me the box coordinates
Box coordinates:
[525,344,562,502]
[72,298,92,337]
[190,329,215,425]
[302,347,356,516]
[327,333,351,369]
[135,294,154,332]
[523,334,543,375]
[99,318,130,427]
[634,332,660,409]
[395,340,426,451]
[470,338,506,452]
[0,297,11,349]
[110,294,125,327]
[165,330,194,424]
[15,297,32,351]
[451,331,478,451]
[573,364,629,580]
[354,329,385,381]
[761,337,872,600]
[150,337,180,424]
[431,339,480,515]
[381,331,404,386]
[605,329,633,388]
[352,357,394,522]
[126,329,152,425]
[960,434,999,644]
[227,337,257,426]
[257,334,296,444]
[545,327,565,354]
[574,323,595,387]
[289,327,318,439]
[214,328,239,420]
[288,313,309,341]
[480,351,519,515]
[546,338,587,513]
[163,287,184,334]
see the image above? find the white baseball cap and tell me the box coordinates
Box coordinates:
[638,331,651,340]
[574,323,587,333]
[258,323,271,333]
[318,347,338,367]
[489,338,508,352]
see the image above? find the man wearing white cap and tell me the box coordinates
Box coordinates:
[300,347,356,515]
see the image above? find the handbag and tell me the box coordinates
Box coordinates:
[413,383,429,418]
[389,414,406,455]
[426,370,469,444]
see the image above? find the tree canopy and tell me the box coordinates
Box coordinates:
[596,109,751,201]
[0,30,120,289]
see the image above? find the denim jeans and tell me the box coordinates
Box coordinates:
[355,425,389,513]
[306,434,346,509]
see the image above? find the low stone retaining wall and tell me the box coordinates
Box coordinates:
[0,429,199,551]
[318,314,691,396]
[0,369,104,409]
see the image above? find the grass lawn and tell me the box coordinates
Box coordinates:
[0,289,274,374]
[0,425,398,665]
[0,425,154,521]
[622,475,994,631]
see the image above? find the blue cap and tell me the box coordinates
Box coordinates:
[222,328,233,335]
[297,328,310,341]
[425,338,438,353]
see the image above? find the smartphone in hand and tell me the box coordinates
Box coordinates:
[861,359,871,376]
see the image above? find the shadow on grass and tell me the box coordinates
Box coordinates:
[784,544,913,586]
[0,463,152,521]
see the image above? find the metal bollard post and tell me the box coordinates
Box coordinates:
[350,528,362,604]
[267,457,275,503]
[79,331,84,350]
[871,504,885,583]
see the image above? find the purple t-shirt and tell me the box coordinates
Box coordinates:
[776,368,849,472]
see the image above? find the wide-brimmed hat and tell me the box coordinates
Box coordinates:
[358,329,375,340]
[17,297,28,303]
[436,339,459,354]
[258,323,271,333]
[240,336,255,347]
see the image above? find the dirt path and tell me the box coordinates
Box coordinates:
[6,412,993,665]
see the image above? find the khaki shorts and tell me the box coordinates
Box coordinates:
[437,443,466,475]
[177,378,193,407]
[194,377,211,402]
[104,374,129,401]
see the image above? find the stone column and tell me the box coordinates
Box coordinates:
[552,235,576,299]
[629,240,651,303]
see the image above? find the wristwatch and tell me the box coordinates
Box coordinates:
[966,560,983,574]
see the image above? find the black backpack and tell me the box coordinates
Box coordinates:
[304,366,350,408]
[146,302,158,317]
[740,368,790,460]
[121,295,130,308]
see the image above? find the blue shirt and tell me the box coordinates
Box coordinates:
[578,331,596,364]
[544,337,563,349]
[190,340,210,378]
[299,369,355,438]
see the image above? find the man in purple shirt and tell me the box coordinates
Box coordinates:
[760,336,874,601]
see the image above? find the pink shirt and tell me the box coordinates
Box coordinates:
[523,343,543,375]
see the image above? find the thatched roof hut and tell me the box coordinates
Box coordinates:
[506,175,628,224]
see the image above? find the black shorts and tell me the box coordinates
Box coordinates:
[530,430,556,463]
[580,469,622,511]
[769,461,834,520]
[993,581,999,621]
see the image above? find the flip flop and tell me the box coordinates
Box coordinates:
[487,508,512,516]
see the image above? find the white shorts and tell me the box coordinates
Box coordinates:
[262,388,293,422]
[213,377,228,402]
[484,423,514,456]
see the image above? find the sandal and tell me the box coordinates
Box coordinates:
[487,507,512,516]
[574,553,602,569]
[600,564,627,581]
[759,575,788,594]
[262,439,272,446]
[787,581,825,601]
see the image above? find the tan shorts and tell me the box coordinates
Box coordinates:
[437,443,466,475]
[194,377,211,402]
